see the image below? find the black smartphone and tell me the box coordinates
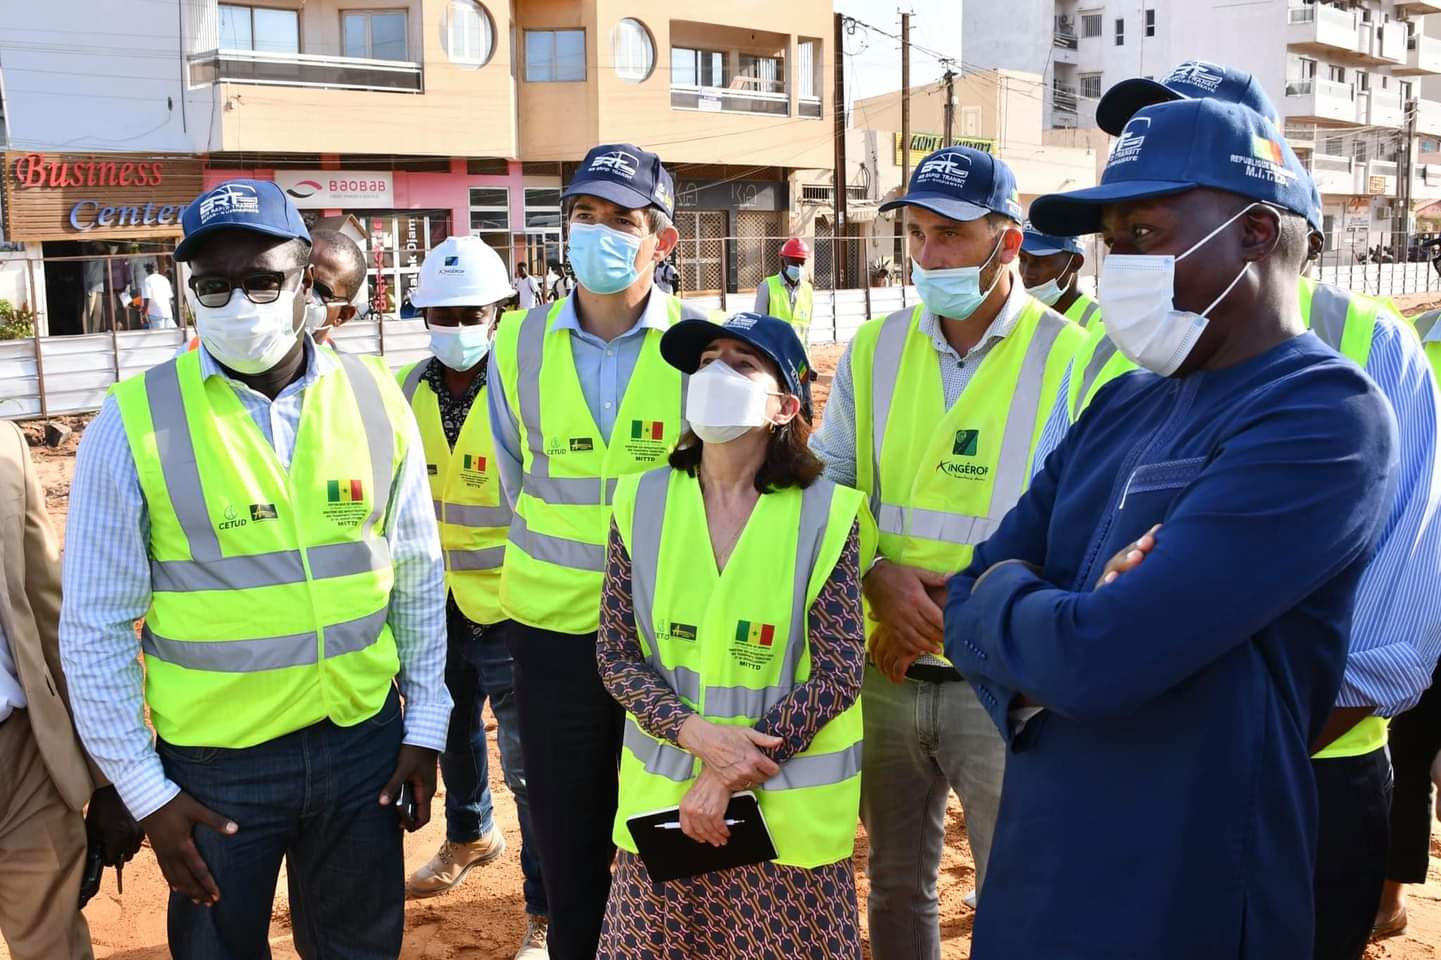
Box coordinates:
[395,782,418,831]
[78,844,104,908]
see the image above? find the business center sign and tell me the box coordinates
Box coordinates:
[3,152,205,242]
[274,171,395,209]
[893,132,996,168]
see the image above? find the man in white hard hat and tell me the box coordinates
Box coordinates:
[399,237,550,960]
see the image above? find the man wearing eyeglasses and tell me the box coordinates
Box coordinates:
[308,228,367,348]
[59,179,451,959]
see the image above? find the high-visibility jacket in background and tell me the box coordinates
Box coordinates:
[111,348,408,748]
[399,360,511,626]
[611,467,865,868]
[1410,308,1441,381]
[1061,292,1102,329]
[1065,275,1395,759]
[850,295,1085,668]
[493,295,713,635]
[758,274,815,342]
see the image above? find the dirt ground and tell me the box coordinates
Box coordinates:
[10,331,1441,959]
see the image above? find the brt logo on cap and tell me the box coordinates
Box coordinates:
[199,183,260,222]
[1166,60,1225,94]
[916,150,972,189]
[1109,117,1151,167]
[590,150,638,179]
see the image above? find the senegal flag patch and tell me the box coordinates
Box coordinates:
[735,620,775,647]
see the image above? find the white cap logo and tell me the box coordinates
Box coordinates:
[1109,116,1151,167]
[589,150,639,179]
[916,151,972,189]
[1166,60,1225,94]
[199,183,260,223]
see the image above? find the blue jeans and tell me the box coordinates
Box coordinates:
[158,686,406,960]
[442,608,547,917]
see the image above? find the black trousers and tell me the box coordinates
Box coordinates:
[1312,747,1393,960]
[1386,659,1441,884]
[506,624,624,960]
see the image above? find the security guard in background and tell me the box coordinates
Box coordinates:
[754,237,815,342]
[809,145,1085,959]
[487,142,714,960]
[399,236,550,960]
[59,180,452,958]
[1017,225,1098,327]
[1040,64,1441,960]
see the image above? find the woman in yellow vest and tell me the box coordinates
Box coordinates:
[596,312,867,958]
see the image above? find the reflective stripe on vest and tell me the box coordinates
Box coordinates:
[142,355,395,663]
[1301,277,1378,367]
[141,606,389,673]
[1077,334,1120,412]
[869,303,1067,544]
[1414,309,1441,342]
[1065,295,1100,329]
[1308,282,1351,355]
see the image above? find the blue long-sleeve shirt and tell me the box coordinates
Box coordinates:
[1031,311,1441,717]
[945,332,1397,959]
[59,339,452,821]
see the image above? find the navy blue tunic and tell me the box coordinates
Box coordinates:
[944,332,1398,959]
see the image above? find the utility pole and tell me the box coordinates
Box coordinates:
[943,64,958,147]
[1400,97,1418,258]
[833,11,848,292]
[900,11,911,287]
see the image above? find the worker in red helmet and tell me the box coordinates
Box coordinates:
[754,237,814,343]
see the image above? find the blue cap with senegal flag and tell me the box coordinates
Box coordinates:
[1028,98,1312,238]
[1096,59,1280,136]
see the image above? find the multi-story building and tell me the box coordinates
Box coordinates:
[963,0,1441,254]
[0,0,835,334]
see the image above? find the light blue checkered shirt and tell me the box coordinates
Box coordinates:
[59,339,452,821]
[1031,313,1441,717]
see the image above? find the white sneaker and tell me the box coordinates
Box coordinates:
[514,915,549,960]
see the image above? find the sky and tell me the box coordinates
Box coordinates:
[835,0,966,102]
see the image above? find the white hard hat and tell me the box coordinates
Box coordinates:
[411,236,514,308]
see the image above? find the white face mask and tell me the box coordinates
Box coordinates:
[1025,256,1075,306]
[303,292,331,338]
[185,286,301,375]
[1098,202,1266,376]
[429,324,492,371]
[685,360,779,444]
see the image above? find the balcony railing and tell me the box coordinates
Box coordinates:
[1289,5,1317,24]
[1313,153,1353,173]
[671,75,790,116]
[800,184,870,204]
[1054,30,1078,50]
[1053,82,1079,112]
[188,49,423,93]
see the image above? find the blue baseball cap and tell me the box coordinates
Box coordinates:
[174,179,311,262]
[1028,99,1313,238]
[661,312,813,416]
[1021,222,1083,256]
[879,146,1023,223]
[1097,59,1281,136]
[564,143,676,219]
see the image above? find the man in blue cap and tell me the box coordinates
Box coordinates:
[1040,63,1441,960]
[60,179,452,957]
[944,97,1398,958]
[1018,224,1097,327]
[809,145,1084,958]
[487,144,715,960]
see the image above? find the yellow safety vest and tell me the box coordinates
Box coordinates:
[1062,292,1102,329]
[1067,278,1391,758]
[493,295,713,635]
[850,296,1084,667]
[610,467,865,868]
[111,348,406,748]
[764,274,815,342]
[1410,308,1441,381]
[398,360,510,626]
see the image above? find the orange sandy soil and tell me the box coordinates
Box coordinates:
[8,336,1441,959]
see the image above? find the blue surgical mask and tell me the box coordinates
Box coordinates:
[567,223,644,295]
[912,237,1006,320]
[429,324,492,371]
[1025,256,1075,306]
[783,264,802,283]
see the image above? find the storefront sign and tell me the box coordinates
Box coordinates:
[893,132,996,168]
[3,152,204,242]
[675,179,788,212]
[274,171,395,209]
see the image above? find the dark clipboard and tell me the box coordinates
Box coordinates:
[626,791,778,883]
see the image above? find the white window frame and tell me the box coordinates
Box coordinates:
[1144,8,1156,37]
[219,3,300,54]
[525,29,587,83]
[342,9,410,61]
[612,18,655,83]
[1080,11,1102,38]
[444,0,496,67]
[1114,17,1125,46]
[1078,72,1103,100]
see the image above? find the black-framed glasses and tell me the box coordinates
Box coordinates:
[188,270,294,308]
[310,277,354,305]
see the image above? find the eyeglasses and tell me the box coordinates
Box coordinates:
[188,270,295,308]
[310,277,356,305]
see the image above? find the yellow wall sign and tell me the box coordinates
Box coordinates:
[894,132,996,167]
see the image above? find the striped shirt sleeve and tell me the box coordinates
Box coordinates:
[808,338,860,489]
[1032,362,1075,478]
[1335,314,1441,715]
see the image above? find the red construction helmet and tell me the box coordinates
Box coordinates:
[779,237,811,260]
